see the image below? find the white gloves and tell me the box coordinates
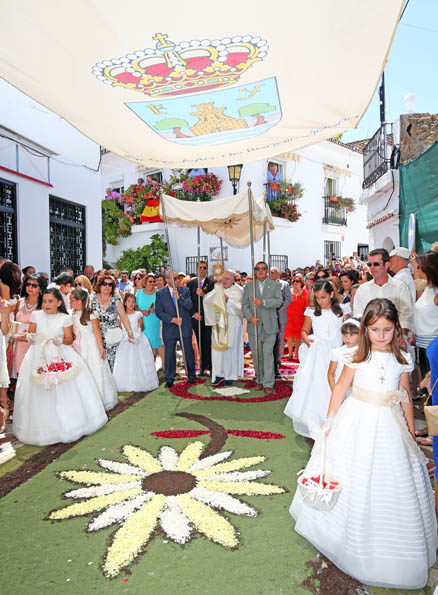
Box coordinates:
[52,337,63,346]
[26,333,37,344]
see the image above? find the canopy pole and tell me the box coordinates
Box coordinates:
[262,188,267,266]
[197,222,202,374]
[219,237,225,266]
[160,190,188,378]
[247,181,260,386]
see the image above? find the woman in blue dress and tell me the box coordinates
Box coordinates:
[136,274,163,367]
[426,336,438,514]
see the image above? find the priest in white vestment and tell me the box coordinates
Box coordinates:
[203,270,244,386]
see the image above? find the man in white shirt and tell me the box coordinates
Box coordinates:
[389,247,416,306]
[353,248,414,333]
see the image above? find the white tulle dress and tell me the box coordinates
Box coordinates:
[284,304,350,437]
[112,311,159,392]
[290,350,437,589]
[71,311,118,411]
[13,311,107,445]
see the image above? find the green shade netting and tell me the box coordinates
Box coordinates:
[399,141,438,252]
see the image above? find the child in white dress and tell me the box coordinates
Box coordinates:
[13,288,107,445]
[70,288,118,411]
[284,280,351,437]
[290,298,437,589]
[327,318,360,391]
[113,294,159,392]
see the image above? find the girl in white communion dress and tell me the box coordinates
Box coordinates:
[13,288,107,445]
[290,298,437,589]
[70,288,118,411]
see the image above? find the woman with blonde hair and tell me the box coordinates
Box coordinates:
[74,275,93,294]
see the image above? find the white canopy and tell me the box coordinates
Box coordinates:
[0,0,404,168]
[160,191,273,248]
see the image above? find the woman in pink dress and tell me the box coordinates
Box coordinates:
[12,274,46,375]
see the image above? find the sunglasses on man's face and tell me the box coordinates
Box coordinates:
[367,261,383,267]
[255,267,267,271]
[199,265,208,269]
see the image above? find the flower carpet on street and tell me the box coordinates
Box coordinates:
[1,379,430,593]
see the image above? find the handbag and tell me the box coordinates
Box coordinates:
[105,326,123,346]
[424,376,438,436]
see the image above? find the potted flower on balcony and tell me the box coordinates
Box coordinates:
[163,169,222,202]
[268,180,304,223]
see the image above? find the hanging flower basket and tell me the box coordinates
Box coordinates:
[269,182,281,191]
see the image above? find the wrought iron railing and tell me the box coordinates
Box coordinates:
[0,178,17,262]
[185,256,208,276]
[362,123,392,189]
[322,196,347,226]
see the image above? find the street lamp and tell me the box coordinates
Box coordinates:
[227,164,243,195]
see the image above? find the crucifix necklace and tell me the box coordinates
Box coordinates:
[374,351,390,384]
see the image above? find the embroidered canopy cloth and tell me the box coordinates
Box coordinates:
[160,191,273,247]
[0,0,404,167]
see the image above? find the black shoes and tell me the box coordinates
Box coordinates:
[224,380,233,387]
[187,377,196,385]
[211,376,224,386]
[165,380,174,388]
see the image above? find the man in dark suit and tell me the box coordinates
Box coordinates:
[156,270,196,388]
[187,261,215,375]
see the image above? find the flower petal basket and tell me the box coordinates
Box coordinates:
[297,471,341,511]
[32,357,80,391]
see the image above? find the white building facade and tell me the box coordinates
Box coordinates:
[0,80,102,278]
[104,140,368,272]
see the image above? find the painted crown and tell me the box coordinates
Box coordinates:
[92,33,268,98]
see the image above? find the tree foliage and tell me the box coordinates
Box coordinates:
[115,234,168,273]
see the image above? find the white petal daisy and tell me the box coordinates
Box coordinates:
[48,440,286,578]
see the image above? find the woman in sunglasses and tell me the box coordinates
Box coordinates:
[285,274,309,360]
[92,276,133,370]
[12,273,48,376]
[136,273,164,367]
[126,271,145,296]
[314,269,330,281]
[74,275,93,294]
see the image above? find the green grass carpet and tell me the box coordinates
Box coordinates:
[1,381,434,594]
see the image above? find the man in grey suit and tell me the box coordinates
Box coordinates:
[270,267,292,376]
[242,261,282,393]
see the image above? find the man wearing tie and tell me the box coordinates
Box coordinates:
[187,261,215,375]
[156,270,196,388]
[242,261,282,394]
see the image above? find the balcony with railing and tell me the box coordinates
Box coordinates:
[322,195,347,226]
[362,123,393,189]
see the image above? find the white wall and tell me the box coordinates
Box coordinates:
[104,139,369,272]
[0,82,103,276]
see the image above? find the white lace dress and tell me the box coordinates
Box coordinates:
[290,350,437,589]
[71,311,118,411]
[13,311,107,445]
[112,311,159,392]
[284,304,350,436]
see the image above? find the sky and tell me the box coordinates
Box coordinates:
[342,0,438,142]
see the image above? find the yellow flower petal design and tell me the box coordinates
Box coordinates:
[193,456,265,478]
[122,445,162,473]
[59,470,139,485]
[103,494,166,578]
[198,480,285,496]
[49,488,142,520]
[177,494,238,548]
[173,441,204,472]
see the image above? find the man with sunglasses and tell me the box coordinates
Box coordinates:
[156,270,196,388]
[187,261,215,376]
[242,261,282,393]
[270,267,292,375]
[353,248,414,334]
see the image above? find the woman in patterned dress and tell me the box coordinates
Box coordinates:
[92,275,133,371]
